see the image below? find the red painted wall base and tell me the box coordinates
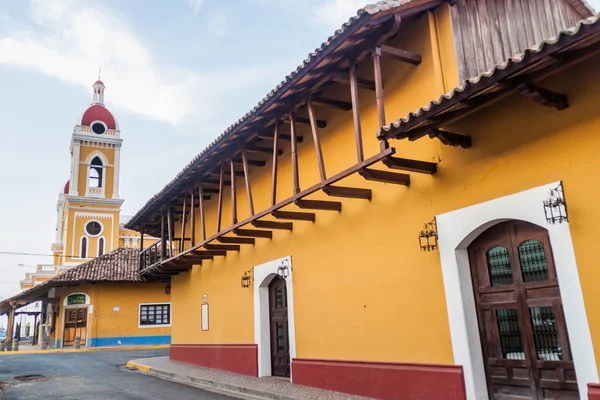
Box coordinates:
[292,358,466,400]
[589,384,600,400]
[170,344,258,376]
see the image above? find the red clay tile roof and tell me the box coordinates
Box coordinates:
[54,247,142,283]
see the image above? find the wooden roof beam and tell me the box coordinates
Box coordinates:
[331,72,376,91]
[256,132,304,143]
[233,229,273,239]
[322,185,372,200]
[310,96,353,111]
[379,44,421,65]
[382,156,437,174]
[204,244,240,252]
[295,199,342,211]
[516,83,569,111]
[359,168,410,185]
[246,144,284,156]
[217,236,255,245]
[283,116,327,129]
[232,157,266,167]
[272,210,316,222]
[252,220,293,231]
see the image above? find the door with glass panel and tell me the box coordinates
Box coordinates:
[468,220,577,400]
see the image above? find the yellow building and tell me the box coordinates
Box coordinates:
[2,80,168,349]
[125,1,600,399]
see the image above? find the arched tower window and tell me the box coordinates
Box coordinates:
[98,237,105,256]
[80,237,88,258]
[89,157,103,188]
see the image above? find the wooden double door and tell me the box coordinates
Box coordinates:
[63,307,87,346]
[468,221,578,399]
[269,276,290,377]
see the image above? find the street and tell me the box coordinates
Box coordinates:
[0,349,235,399]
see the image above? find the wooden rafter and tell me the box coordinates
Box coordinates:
[199,185,206,241]
[179,196,187,253]
[290,110,300,195]
[307,99,327,181]
[256,132,303,143]
[192,250,227,257]
[516,82,569,110]
[246,143,284,156]
[271,122,280,206]
[160,209,166,259]
[359,168,410,185]
[190,190,196,247]
[233,157,266,167]
[231,160,237,224]
[331,72,376,91]
[216,163,224,232]
[311,96,352,111]
[379,44,421,65]
[283,116,327,129]
[349,61,364,163]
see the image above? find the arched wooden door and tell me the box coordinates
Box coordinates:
[468,221,578,399]
[268,276,290,377]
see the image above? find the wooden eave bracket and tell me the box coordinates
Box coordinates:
[428,129,472,148]
[295,199,342,211]
[382,156,437,174]
[217,236,256,245]
[271,210,316,222]
[204,244,240,252]
[516,83,569,111]
[359,168,410,185]
[252,220,293,231]
[323,185,372,200]
[233,228,273,239]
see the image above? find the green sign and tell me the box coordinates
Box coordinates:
[67,294,86,305]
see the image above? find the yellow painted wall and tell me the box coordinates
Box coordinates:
[55,283,171,343]
[170,11,461,365]
[77,145,116,197]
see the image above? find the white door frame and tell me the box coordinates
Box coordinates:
[436,182,598,400]
[253,256,296,378]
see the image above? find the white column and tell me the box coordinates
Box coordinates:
[70,141,81,196]
[112,147,120,199]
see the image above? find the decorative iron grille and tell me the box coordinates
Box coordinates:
[518,240,549,283]
[529,306,563,361]
[496,309,525,360]
[487,246,513,286]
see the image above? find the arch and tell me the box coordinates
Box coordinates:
[63,292,90,306]
[253,256,296,378]
[97,236,105,257]
[80,236,88,258]
[436,183,597,399]
[84,151,109,166]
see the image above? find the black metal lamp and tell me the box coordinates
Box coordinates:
[165,284,171,295]
[419,219,438,251]
[277,259,290,279]
[240,270,253,289]
[543,182,568,224]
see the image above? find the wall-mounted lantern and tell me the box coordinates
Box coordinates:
[165,284,171,295]
[277,258,290,279]
[419,219,438,251]
[240,269,254,289]
[543,182,568,224]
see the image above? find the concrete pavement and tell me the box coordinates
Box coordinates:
[0,349,235,399]
[127,356,371,400]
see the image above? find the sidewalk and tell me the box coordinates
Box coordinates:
[127,356,371,400]
[0,344,168,355]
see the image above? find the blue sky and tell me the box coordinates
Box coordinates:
[0,0,371,299]
[0,0,598,301]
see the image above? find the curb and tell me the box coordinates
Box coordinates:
[0,345,169,355]
[126,361,298,400]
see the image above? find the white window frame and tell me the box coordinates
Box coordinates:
[85,152,108,198]
[138,302,172,328]
[85,220,104,238]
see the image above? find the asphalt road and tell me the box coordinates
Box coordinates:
[0,349,235,399]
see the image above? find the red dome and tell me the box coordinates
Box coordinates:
[81,105,117,129]
[94,80,104,85]
[64,180,70,194]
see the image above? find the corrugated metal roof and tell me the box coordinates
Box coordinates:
[378,13,600,138]
[125,0,434,229]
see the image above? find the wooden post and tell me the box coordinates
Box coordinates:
[32,313,38,345]
[190,190,196,247]
[6,305,15,350]
[199,185,206,241]
[167,208,173,257]
[349,61,364,162]
[231,160,237,224]
[242,151,255,216]
[160,209,166,260]
[271,121,280,206]
[217,163,224,232]
[307,99,326,181]
[373,46,389,151]
[180,197,187,253]
[289,109,300,195]
[140,225,145,252]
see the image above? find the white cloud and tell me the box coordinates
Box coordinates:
[206,13,228,38]
[0,0,271,129]
[187,0,203,16]
[313,0,365,28]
